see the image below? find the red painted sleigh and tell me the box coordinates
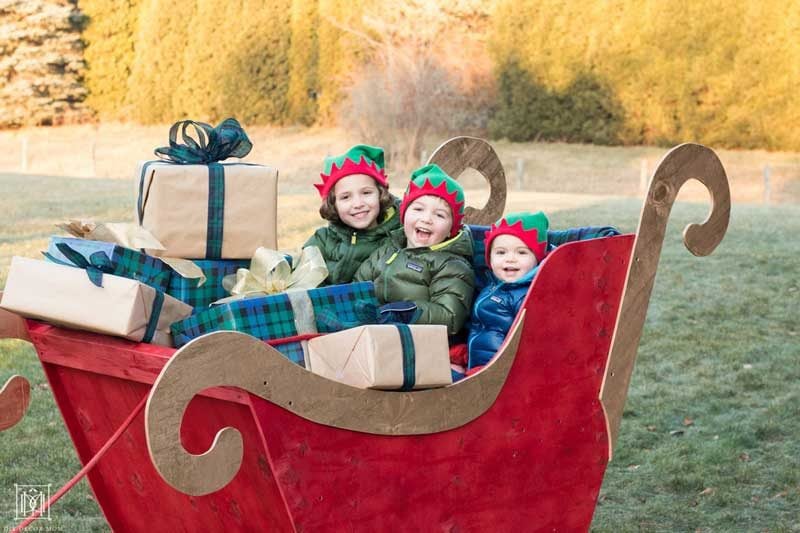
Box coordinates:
[0,140,730,532]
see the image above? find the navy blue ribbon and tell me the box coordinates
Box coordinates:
[43,243,115,287]
[206,163,225,258]
[396,324,416,391]
[141,291,164,344]
[154,118,253,165]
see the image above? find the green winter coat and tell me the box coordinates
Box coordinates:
[354,226,476,335]
[304,200,402,286]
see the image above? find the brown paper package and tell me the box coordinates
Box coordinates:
[306,325,453,390]
[137,161,278,258]
[0,257,193,347]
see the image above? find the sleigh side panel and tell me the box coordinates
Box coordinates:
[248,235,633,531]
[29,325,293,532]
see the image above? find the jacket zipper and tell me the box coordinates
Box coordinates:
[467,283,500,367]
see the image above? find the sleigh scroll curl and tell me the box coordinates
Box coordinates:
[600,143,731,454]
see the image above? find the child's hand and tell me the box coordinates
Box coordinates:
[378,301,420,324]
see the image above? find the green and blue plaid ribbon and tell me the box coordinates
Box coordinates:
[396,324,416,391]
[43,242,116,287]
[142,291,165,344]
[45,237,173,292]
[138,118,253,259]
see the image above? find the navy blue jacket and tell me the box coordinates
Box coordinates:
[466,267,539,369]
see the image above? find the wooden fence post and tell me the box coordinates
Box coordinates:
[20,136,28,172]
[639,158,648,195]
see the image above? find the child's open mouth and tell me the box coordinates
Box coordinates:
[414,227,433,241]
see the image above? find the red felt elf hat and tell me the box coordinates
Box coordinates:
[314,144,389,199]
[399,164,466,237]
[484,211,550,265]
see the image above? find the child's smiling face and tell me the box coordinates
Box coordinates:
[403,195,453,248]
[333,174,380,230]
[490,234,538,282]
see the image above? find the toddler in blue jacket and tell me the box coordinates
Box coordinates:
[449,211,550,379]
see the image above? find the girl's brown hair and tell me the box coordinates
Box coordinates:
[319,183,394,225]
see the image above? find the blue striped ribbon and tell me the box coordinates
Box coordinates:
[396,324,416,391]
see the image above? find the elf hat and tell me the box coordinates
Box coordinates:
[484,211,550,265]
[399,164,465,237]
[314,144,389,199]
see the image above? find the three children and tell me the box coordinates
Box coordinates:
[307,145,618,381]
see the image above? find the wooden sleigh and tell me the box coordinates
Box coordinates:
[0,139,730,532]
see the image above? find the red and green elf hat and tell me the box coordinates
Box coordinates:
[314,144,389,199]
[484,211,550,265]
[399,164,466,237]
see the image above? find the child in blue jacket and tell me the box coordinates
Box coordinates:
[464,211,550,373]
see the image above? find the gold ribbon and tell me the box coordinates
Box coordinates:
[57,219,206,286]
[215,246,328,304]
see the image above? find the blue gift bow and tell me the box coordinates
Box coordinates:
[137,118,254,259]
[42,242,165,344]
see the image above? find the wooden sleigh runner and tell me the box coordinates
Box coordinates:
[0,139,730,531]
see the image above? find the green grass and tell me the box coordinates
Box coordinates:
[0,174,798,531]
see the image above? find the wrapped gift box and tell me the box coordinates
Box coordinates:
[170,282,378,366]
[45,236,174,292]
[136,160,278,259]
[166,259,250,313]
[1,257,192,347]
[306,325,453,390]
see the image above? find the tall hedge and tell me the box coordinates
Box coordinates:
[489,0,800,150]
[287,0,320,124]
[79,0,141,119]
[125,0,193,123]
[315,0,374,123]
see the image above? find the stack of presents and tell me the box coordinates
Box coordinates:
[0,119,452,391]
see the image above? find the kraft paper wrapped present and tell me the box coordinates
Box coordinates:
[136,119,278,259]
[306,325,453,390]
[0,257,192,347]
[45,236,174,292]
[170,281,378,366]
[166,259,250,313]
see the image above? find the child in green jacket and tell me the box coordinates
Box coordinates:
[304,144,402,285]
[354,164,475,335]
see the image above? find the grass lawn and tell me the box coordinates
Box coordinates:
[0,171,798,531]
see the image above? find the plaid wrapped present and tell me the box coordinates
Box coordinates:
[170,281,378,366]
[166,259,250,313]
[45,236,173,292]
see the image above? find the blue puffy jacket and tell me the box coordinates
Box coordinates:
[466,267,539,369]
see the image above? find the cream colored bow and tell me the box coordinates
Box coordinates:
[217,246,328,303]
